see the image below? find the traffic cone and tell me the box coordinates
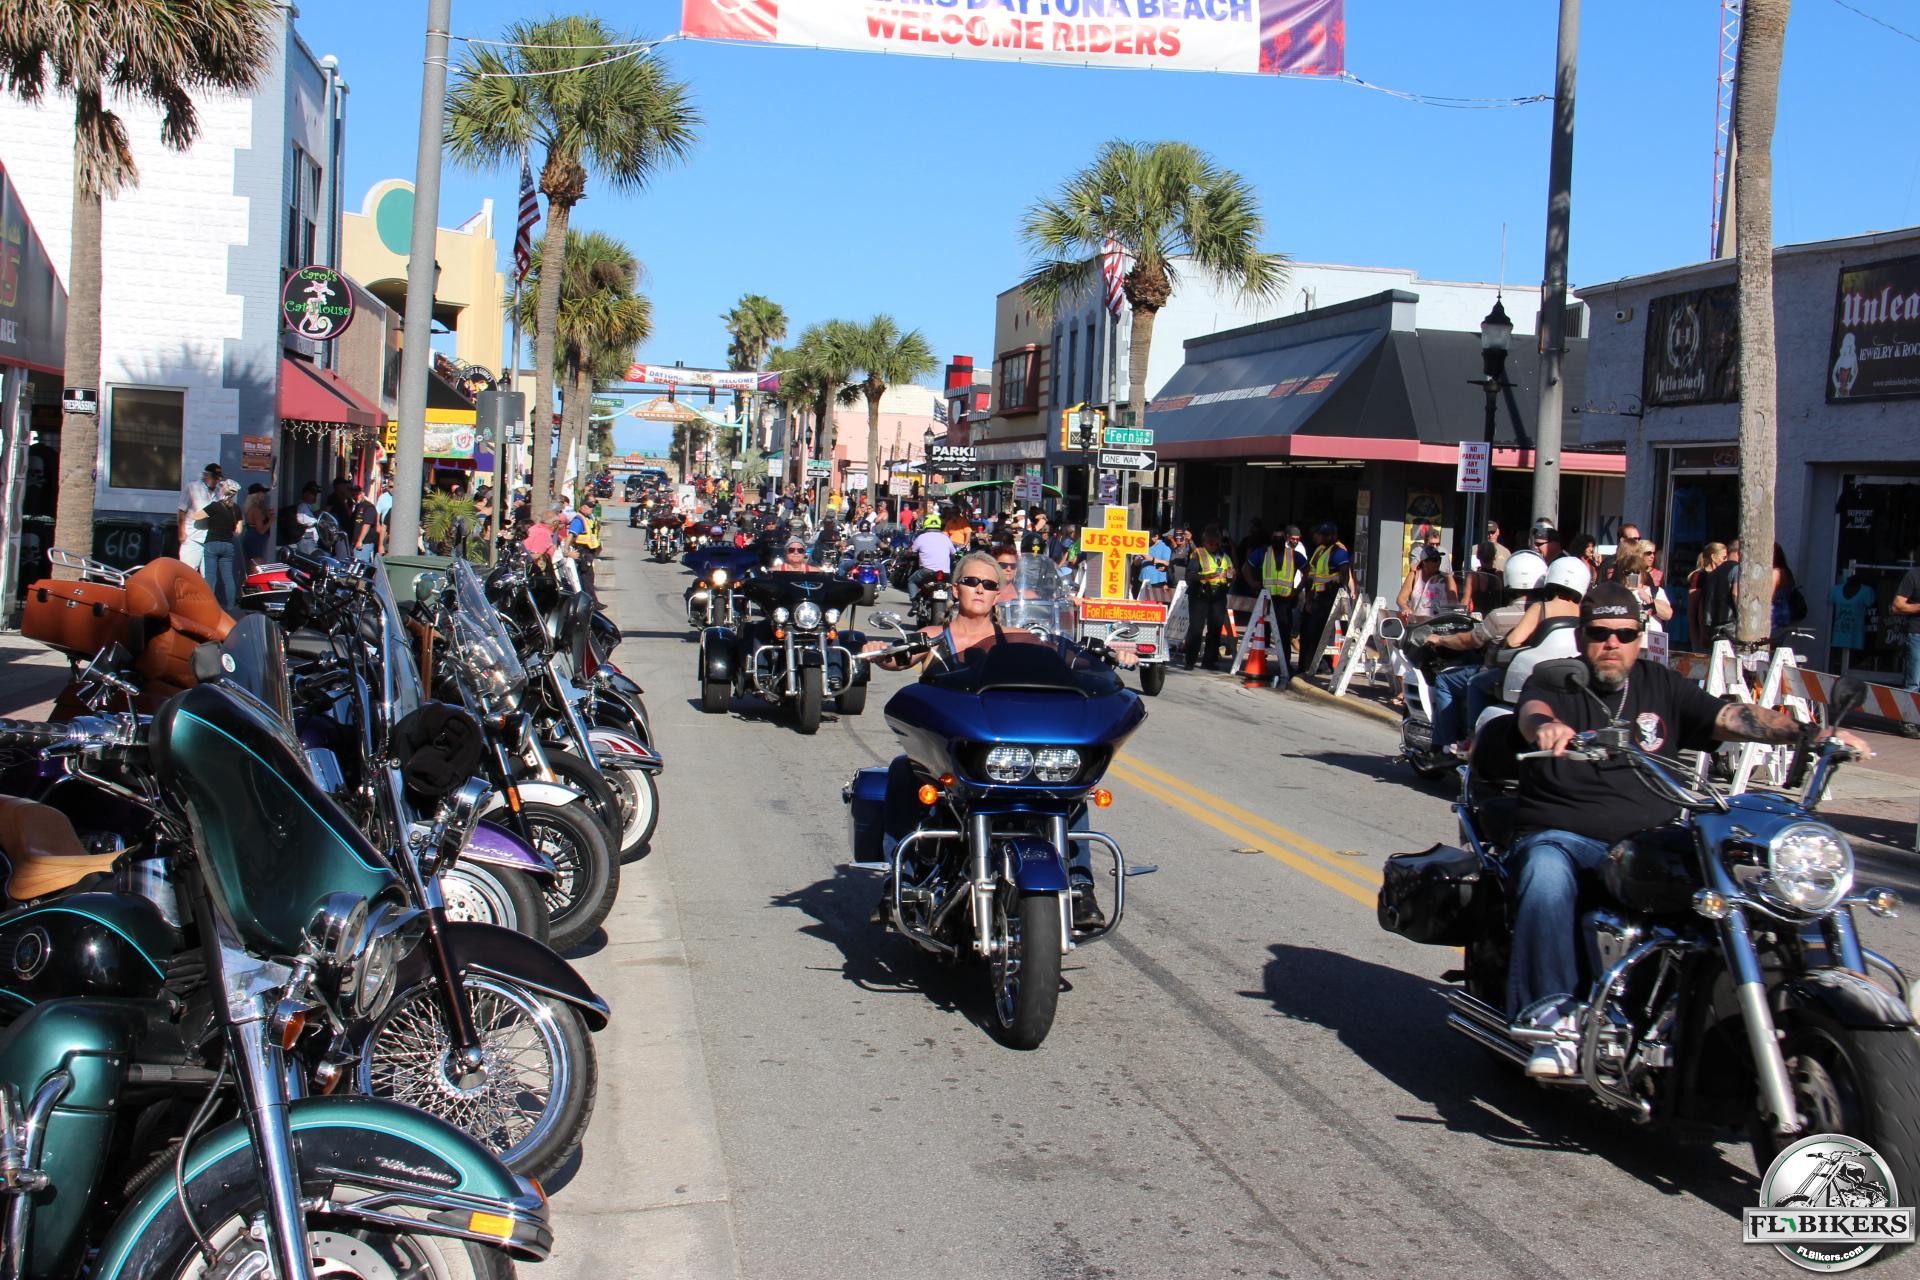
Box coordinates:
[1242,642,1266,686]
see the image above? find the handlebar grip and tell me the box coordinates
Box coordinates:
[1784,722,1819,790]
[0,719,78,749]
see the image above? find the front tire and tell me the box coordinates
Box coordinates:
[520,801,618,952]
[1138,664,1167,697]
[596,763,658,861]
[989,890,1062,1050]
[795,667,823,735]
[1749,1007,1920,1210]
[438,863,550,946]
[357,974,597,1182]
[546,749,633,860]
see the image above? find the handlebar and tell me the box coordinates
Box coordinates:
[856,637,935,665]
[1511,727,1860,813]
[0,715,136,752]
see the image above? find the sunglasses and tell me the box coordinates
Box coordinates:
[954,575,1001,590]
[995,561,1018,572]
[784,545,806,553]
[1582,625,1641,645]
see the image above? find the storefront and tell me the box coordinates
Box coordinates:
[0,162,68,615]
[1147,290,1620,599]
[1580,226,1920,667]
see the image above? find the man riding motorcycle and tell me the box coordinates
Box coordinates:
[1422,549,1548,752]
[1505,580,1871,1077]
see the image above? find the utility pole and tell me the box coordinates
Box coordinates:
[1531,0,1579,531]
[388,0,453,557]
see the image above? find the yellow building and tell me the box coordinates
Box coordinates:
[341,179,505,374]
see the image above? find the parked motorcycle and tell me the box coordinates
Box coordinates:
[844,571,1153,1048]
[0,700,551,1279]
[1378,663,1920,1194]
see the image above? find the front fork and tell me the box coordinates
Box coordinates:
[230,1015,313,1280]
[1720,909,1805,1136]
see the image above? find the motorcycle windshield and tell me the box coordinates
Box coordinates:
[367,566,425,722]
[743,571,864,612]
[449,559,528,711]
[921,632,1122,697]
[997,554,1077,636]
[218,611,300,743]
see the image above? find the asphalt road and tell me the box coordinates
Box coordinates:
[541,513,1920,1280]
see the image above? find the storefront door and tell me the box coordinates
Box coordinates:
[1657,444,1741,650]
[1834,472,1920,681]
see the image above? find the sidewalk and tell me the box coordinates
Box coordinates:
[0,632,73,719]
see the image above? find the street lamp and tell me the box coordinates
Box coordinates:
[1469,298,1513,574]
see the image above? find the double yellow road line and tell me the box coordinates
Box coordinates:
[1105,753,1381,909]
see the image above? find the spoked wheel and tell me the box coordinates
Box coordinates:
[988,888,1061,1050]
[1138,664,1167,697]
[438,862,550,946]
[357,975,597,1182]
[542,751,626,857]
[594,761,658,861]
[795,667,823,735]
[1748,1007,1920,1206]
[520,802,618,952]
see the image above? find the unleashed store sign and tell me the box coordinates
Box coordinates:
[1830,254,1920,402]
[680,0,1345,76]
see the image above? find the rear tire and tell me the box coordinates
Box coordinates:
[439,863,550,946]
[836,680,868,716]
[519,801,618,952]
[1749,1007,1920,1212]
[1138,664,1167,697]
[989,890,1062,1050]
[796,667,823,735]
[861,583,877,607]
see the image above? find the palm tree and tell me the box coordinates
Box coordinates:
[0,1,278,575]
[1733,0,1788,645]
[793,321,858,478]
[723,293,786,449]
[767,344,820,490]
[842,316,934,506]
[1020,140,1287,432]
[447,14,698,504]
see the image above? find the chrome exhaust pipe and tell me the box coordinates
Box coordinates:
[1443,1012,1531,1067]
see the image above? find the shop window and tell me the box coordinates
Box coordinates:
[107,387,185,492]
[1084,322,1097,401]
[996,349,1038,415]
[286,144,319,271]
[1066,328,1079,405]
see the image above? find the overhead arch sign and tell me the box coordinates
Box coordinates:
[680,0,1344,76]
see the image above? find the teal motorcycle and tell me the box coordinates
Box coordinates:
[0,683,549,1278]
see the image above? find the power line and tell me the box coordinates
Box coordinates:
[1830,0,1920,46]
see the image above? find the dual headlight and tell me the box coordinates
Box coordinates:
[306,896,423,1021]
[982,745,1082,784]
[1762,822,1854,915]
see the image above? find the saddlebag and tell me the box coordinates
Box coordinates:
[21,580,132,656]
[1378,843,1481,946]
[844,767,889,865]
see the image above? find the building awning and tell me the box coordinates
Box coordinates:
[280,356,381,432]
[1146,298,1621,475]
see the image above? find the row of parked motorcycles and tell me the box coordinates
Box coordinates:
[0,527,659,1277]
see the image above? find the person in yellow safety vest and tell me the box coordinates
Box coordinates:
[568,500,602,603]
[1182,525,1235,671]
[1300,521,1354,671]
[1257,527,1307,684]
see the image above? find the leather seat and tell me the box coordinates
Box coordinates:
[0,796,121,903]
[125,558,235,690]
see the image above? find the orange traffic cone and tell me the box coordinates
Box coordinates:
[1242,643,1266,686]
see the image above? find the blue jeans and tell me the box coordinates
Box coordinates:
[1429,664,1480,747]
[1506,828,1614,1018]
[201,540,237,609]
[1906,631,1920,692]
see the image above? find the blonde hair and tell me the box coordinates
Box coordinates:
[955,550,1003,582]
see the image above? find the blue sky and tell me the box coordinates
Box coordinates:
[296,0,1920,453]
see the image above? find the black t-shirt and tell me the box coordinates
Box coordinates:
[1700,559,1739,631]
[351,499,378,546]
[203,500,238,542]
[1511,658,1724,845]
[1019,528,1049,557]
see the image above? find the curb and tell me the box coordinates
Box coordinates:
[1287,676,1404,728]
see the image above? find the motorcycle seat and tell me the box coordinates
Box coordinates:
[0,796,122,902]
[1470,788,1521,849]
[126,558,235,690]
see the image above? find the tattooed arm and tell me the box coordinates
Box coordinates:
[1714,702,1871,754]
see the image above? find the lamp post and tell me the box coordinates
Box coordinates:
[1469,299,1513,576]
[923,426,936,505]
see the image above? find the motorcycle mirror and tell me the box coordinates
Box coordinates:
[432,776,492,873]
[413,571,451,607]
[1829,675,1869,728]
[1536,658,1590,694]
[189,640,234,686]
[1376,616,1407,642]
[1111,625,1141,640]
[870,610,904,630]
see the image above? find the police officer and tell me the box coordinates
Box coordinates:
[1255,526,1307,683]
[1301,521,1353,669]
[1183,524,1234,670]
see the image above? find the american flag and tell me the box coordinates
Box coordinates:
[514,155,540,283]
[1100,237,1126,316]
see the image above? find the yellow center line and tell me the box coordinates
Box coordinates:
[1104,761,1378,909]
[1113,751,1383,891]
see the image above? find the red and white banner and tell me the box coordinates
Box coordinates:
[625,363,781,391]
[681,0,1344,77]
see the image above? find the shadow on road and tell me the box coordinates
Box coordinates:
[1245,942,1758,1218]
[770,867,981,1022]
[1284,749,1426,791]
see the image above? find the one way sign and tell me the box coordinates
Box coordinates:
[1096,449,1156,471]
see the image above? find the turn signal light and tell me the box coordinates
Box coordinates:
[467,1211,515,1241]
[774,629,786,640]
[916,784,939,805]
[1092,788,1113,808]
[1691,888,1731,920]
[276,1008,309,1051]
[939,773,955,787]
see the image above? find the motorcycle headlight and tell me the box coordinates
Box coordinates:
[1764,822,1854,914]
[712,568,728,587]
[773,606,790,623]
[985,746,1034,782]
[794,601,823,630]
[305,892,369,971]
[825,608,840,624]
[1033,747,1082,783]
[350,903,423,1020]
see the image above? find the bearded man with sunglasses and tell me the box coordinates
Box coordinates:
[1505,581,1870,1077]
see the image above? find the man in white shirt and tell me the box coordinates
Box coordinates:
[908,510,964,594]
[177,462,221,570]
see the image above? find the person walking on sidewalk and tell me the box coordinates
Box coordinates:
[1183,525,1234,670]
[1894,555,1920,737]
[200,480,242,608]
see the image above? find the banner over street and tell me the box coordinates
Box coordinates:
[680,0,1344,77]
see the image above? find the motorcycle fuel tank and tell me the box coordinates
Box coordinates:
[0,893,175,1019]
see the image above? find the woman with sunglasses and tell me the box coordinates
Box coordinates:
[863,551,1012,672]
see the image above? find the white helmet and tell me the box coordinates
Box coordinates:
[1543,556,1593,599]
[1503,549,1549,593]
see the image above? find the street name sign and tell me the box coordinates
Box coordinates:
[1104,427,1154,447]
[806,459,831,477]
[1456,441,1491,493]
[1097,449,1156,471]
